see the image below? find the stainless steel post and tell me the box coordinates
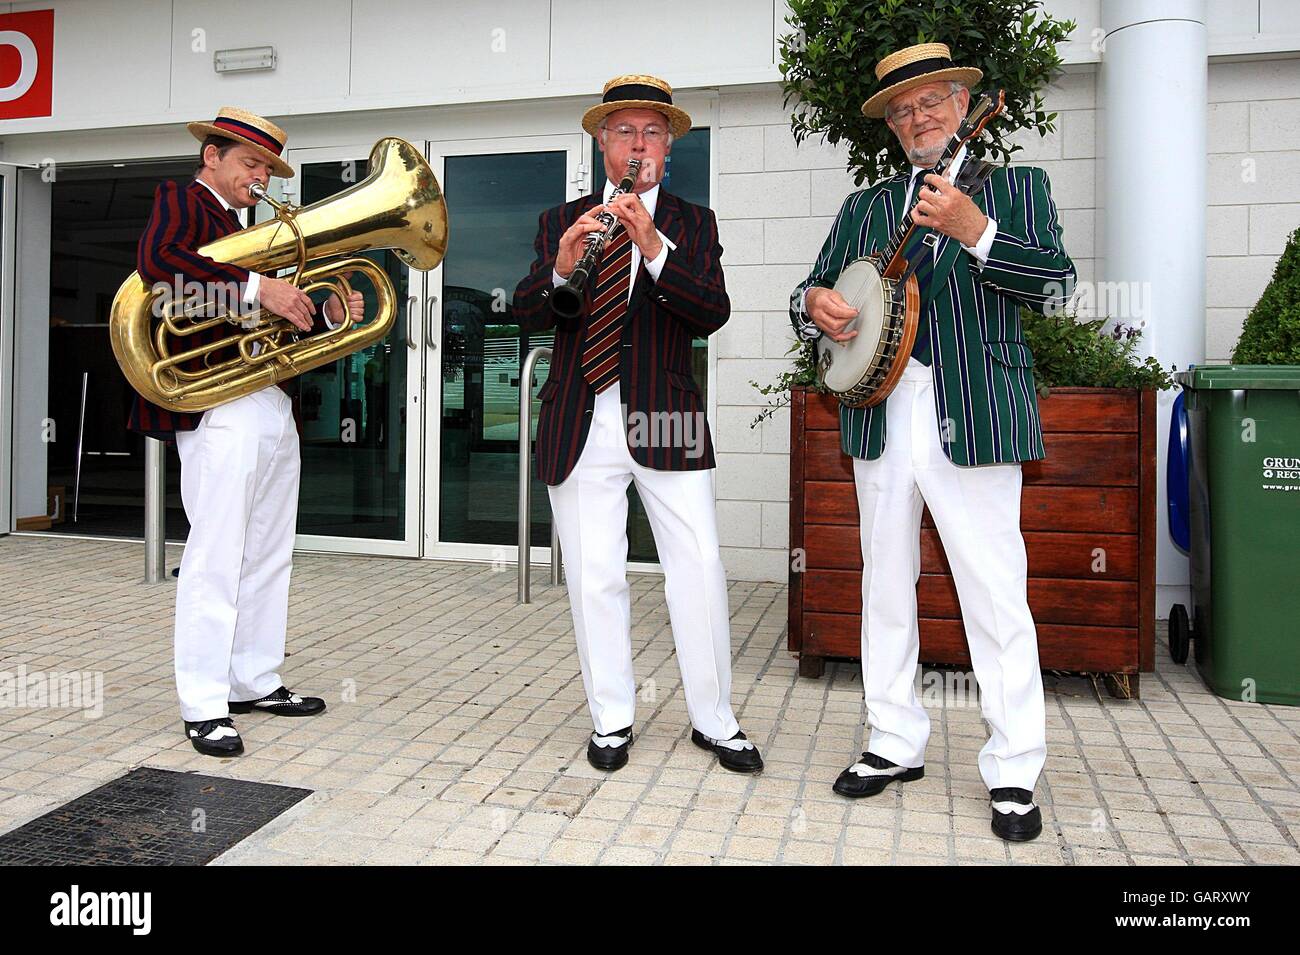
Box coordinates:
[144,436,167,583]
[518,346,552,603]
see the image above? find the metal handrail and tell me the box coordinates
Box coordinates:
[519,346,561,603]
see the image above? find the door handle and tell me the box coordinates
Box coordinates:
[405,295,418,350]
[425,295,438,352]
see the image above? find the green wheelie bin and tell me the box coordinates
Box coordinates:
[1171,366,1300,705]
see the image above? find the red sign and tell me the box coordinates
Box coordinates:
[0,10,53,120]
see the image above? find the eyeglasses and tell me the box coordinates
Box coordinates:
[602,123,670,145]
[886,89,959,125]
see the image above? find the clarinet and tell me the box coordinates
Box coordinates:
[550,158,642,320]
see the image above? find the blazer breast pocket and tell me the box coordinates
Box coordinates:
[982,339,1035,369]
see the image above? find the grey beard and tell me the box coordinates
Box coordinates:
[907,144,945,167]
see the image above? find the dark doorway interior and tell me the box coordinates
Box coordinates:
[46,160,193,540]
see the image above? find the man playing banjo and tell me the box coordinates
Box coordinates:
[789,43,1076,841]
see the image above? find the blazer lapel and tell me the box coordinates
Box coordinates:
[629,189,684,308]
[883,172,909,236]
[926,171,991,299]
[189,179,241,233]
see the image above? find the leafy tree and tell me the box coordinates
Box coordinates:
[779,0,1076,185]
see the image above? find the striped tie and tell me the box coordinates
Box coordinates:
[580,229,634,393]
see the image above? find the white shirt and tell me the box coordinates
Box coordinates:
[552,179,676,298]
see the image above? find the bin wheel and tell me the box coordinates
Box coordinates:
[1169,604,1191,664]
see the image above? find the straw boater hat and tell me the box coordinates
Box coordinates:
[581,74,692,140]
[861,42,983,119]
[187,106,294,178]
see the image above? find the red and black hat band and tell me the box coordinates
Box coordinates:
[212,117,285,155]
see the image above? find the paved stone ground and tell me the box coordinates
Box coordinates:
[1,536,1298,866]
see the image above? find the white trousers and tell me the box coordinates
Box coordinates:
[547,386,739,740]
[852,359,1046,790]
[173,388,300,722]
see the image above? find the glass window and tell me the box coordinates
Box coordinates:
[293,160,411,540]
[439,151,565,548]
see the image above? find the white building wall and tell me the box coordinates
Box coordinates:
[3,1,1300,585]
[1204,57,1300,360]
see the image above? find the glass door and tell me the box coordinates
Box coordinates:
[423,136,586,562]
[279,145,428,556]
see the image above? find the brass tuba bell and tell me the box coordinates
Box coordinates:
[110,137,449,413]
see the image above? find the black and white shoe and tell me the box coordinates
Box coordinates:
[587,727,633,771]
[228,686,325,717]
[184,718,244,757]
[691,729,764,773]
[833,751,924,798]
[990,787,1042,842]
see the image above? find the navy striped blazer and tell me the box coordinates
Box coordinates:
[127,179,250,438]
[512,190,729,486]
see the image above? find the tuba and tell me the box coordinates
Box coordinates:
[110,137,449,413]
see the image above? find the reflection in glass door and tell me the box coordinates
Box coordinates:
[435,148,575,552]
[283,153,423,554]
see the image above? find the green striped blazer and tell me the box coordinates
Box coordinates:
[789,165,1075,466]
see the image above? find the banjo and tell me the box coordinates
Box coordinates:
[816,91,1005,408]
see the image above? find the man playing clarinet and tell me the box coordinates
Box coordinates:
[513,75,762,775]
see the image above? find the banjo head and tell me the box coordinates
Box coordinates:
[817,257,890,394]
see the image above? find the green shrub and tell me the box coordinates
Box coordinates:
[1232,225,1300,365]
[1021,310,1174,395]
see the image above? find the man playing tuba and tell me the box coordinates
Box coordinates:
[130,107,362,757]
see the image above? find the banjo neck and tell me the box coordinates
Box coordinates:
[879,89,1005,281]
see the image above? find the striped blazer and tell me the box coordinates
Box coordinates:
[790,164,1075,466]
[127,179,249,438]
[512,190,729,486]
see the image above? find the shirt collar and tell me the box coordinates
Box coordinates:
[603,178,660,217]
[194,176,235,212]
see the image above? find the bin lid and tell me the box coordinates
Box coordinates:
[1176,364,1300,390]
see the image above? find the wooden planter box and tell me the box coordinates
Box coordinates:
[788,386,1157,698]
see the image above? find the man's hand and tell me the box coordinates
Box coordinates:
[555,206,611,278]
[806,286,859,342]
[325,289,365,326]
[912,174,988,247]
[258,276,315,331]
[606,192,662,261]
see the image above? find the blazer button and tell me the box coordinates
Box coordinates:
[541,289,550,298]
[657,295,668,304]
